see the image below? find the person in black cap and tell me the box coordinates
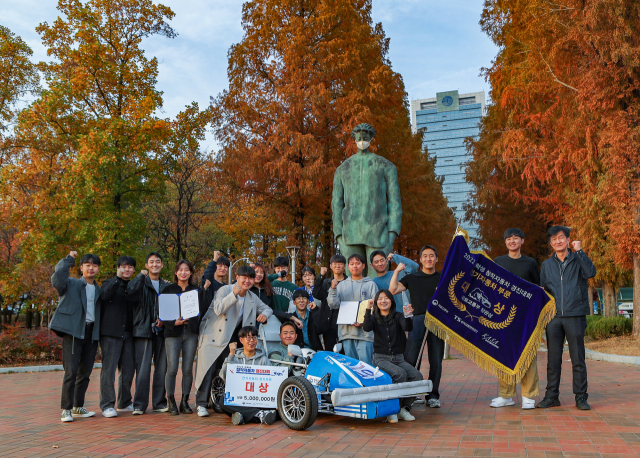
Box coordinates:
[537,226,596,411]
[490,228,540,410]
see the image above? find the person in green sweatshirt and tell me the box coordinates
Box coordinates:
[267,256,297,312]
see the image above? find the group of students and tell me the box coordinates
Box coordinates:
[48,223,596,425]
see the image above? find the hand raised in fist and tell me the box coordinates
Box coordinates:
[213,251,221,261]
[320,267,328,276]
[229,342,237,353]
[204,279,212,290]
[69,251,78,258]
[141,270,149,276]
[387,252,395,261]
[571,240,582,251]
[395,263,406,273]
[232,284,242,297]
[331,278,339,289]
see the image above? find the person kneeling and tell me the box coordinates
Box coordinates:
[362,289,422,423]
[220,326,276,426]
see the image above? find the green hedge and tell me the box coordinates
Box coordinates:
[585,315,632,340]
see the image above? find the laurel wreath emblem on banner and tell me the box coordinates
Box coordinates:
[448,272,516,329]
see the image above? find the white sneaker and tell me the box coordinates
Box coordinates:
[61,410,73,422]
[428,398,441,408]
[102,408,117,418]
[398,408,415,421]
[521,397,536,410]
[117,404,134,412]
[386,414,398,423]
[71,407,95,417]
[490,397,515,408]
[132,410,144,415]
[153,406,169,412]
[412,397,426,405]
[197,406,209,417]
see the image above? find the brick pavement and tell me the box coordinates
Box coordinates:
[1,350,639,458]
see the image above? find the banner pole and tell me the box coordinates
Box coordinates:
[415,326,429,369]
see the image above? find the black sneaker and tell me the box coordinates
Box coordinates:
[231,412,245,425]
[576,397,591,410]
[261,410,277,425]
[536,397,561,408]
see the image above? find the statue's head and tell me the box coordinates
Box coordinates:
[351,123,376,150]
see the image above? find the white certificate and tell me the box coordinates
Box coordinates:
[180,289,200,319]
[224,364,288,408]
[158,294,180,321]
[337,301,360,325]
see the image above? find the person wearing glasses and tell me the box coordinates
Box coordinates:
[219,326,275,426]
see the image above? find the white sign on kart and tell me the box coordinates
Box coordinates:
[224,364,288,409]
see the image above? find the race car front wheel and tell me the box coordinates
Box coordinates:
[277,376,318,430]
[210,376,225,414]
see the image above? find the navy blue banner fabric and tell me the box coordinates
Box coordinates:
[425,233,555,384]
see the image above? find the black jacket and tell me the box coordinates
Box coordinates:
[199,261,225,323]
[251,285,273,309]
[162,283,203,337]
[362,309,413,355]
[540,249,597,317]
[100,276,134,338]
[273,307,323,351]
[127,273,170,338]
[313,274,342,335]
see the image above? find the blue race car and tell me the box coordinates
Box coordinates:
[271,346,432,430]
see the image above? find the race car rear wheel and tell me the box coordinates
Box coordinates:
[210,376,225,414]
[277,376,318,430]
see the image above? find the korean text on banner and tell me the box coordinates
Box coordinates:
[224,364,289,409]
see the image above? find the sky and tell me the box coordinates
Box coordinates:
[2,0,498,128]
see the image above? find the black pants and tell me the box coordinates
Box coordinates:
[404,315,444,400]
[545,316,588,401]
[99,333,135,411]
[61,324,98,410]
[195,324,240,407]
[321,329,339,352]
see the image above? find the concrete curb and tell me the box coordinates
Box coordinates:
[585,349,640,366]
[0,363,102,374]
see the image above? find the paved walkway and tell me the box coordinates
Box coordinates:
[1,350,639,458]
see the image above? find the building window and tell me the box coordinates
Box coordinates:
[420,101,436,110]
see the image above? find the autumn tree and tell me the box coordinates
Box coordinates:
[212,0,455,270]
[1,0,176,271]
[470,0,640,329]
[145,103,234,267]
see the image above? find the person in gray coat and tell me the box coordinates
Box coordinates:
[50,251,102,423]
[194,265,272,417]
[537,226,597,411]
[328,253,379,365]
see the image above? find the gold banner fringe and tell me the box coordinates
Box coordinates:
[425,240,557,385]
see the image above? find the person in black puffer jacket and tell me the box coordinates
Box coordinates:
[537,226,596,411]
[313,254,347,351]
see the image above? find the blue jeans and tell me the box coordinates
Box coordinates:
[342,339,374,365]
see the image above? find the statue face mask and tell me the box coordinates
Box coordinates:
[356,140,370,150]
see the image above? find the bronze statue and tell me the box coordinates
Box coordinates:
[332,123,402,276]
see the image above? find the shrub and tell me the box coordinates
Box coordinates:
[0,324,63,365]
[585,316,632,340]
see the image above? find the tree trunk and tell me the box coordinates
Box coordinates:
[603,282,617,318]
[633,253,640,338]
[26,308,33,329]
[588,285,594,315]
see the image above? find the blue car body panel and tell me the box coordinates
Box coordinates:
[305,351,400,419]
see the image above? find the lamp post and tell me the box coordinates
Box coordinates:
[229,257,250,284]
[285,246,300,283]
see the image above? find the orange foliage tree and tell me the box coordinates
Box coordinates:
[469,0,640,330]
[211,0,455,272]
[1,0,177,271]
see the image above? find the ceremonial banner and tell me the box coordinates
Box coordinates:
[426,229,556,384]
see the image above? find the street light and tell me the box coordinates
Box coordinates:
[229,257,251,284]
[286,246,300,283]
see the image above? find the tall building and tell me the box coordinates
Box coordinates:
[410,90,486,244]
